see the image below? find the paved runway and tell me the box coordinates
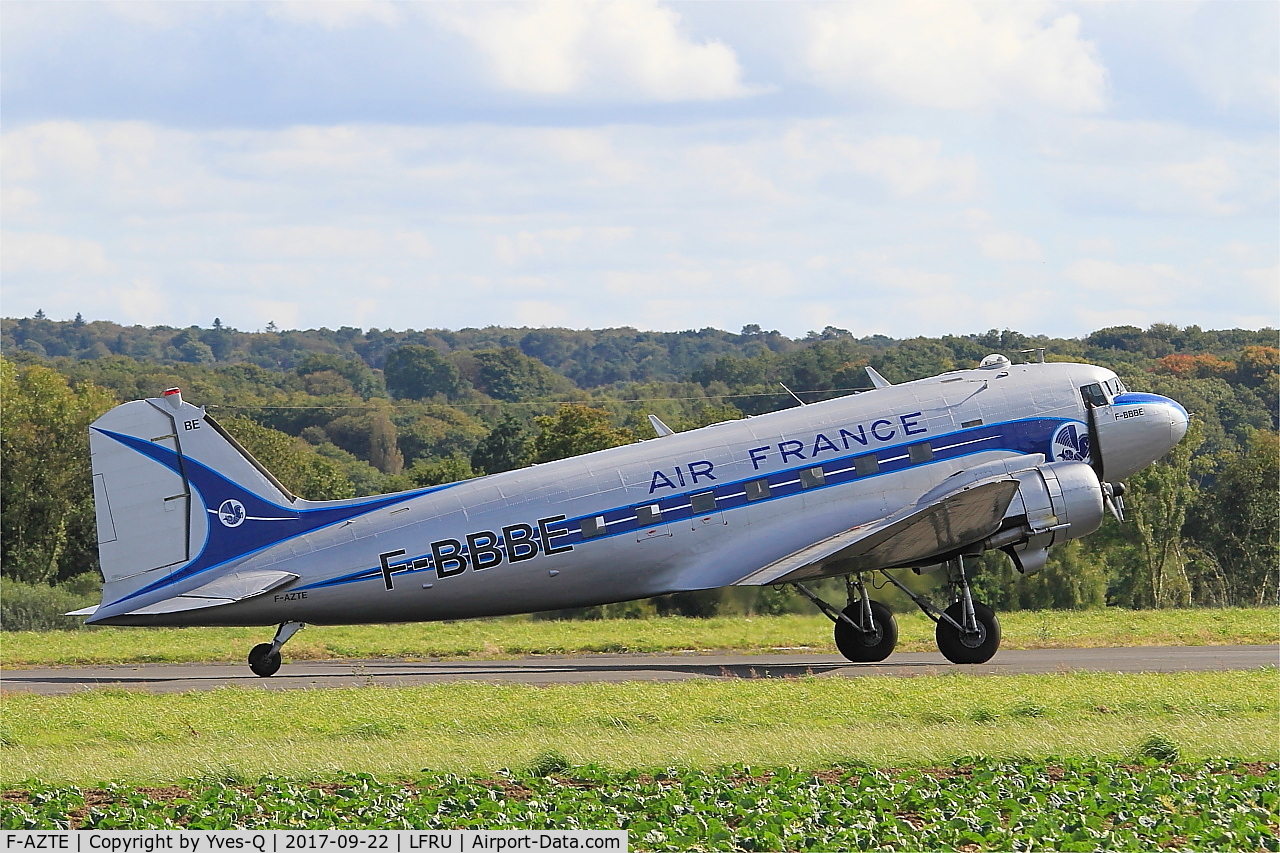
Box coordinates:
[2,645,1275,695]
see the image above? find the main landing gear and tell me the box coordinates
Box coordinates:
[797,556,1001,665]
[795,575,898,662]
[248,621,305,677]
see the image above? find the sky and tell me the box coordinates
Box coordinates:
[2,1,1277,339]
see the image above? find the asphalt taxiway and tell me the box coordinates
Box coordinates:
[2,645,1275,695]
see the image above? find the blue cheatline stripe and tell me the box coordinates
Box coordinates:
[299,415,1080,592]
[1113,392,1187,417]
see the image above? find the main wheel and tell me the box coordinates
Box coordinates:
[834,600,898,662]
[935,601,1000,664]
[248,642,282,678]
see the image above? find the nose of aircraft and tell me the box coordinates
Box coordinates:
[1167,396,1189,445]
[1099,392,1190,481]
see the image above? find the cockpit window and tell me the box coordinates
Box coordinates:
[1080,383,1108,408]
[1101,377,1127,398]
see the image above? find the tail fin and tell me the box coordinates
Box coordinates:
[89,388,293,606]
[89,389,430,619]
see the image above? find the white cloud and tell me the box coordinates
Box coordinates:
[840,135,978,198]
[979,231,1043,263]
[1039,119,1277,218]
[1,232,113,275]
[1065,259,1198,315]
[1095,0,1280,117]
[1075,237,1115,256]
[1,117,1272,338]
[495,227,632,266]
[111,278,174,328]
[266,2,401,30]
[394,232,436,260]
[1156,156,1240,217]
[804,2,1107,112]
[1,121,101,181]
[1,187,41,216]
[772,126,979,201]
[236,227,435,262]
[430,0,755,101]
[241,227,388,259]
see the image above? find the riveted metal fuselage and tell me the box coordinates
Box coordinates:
[89,362,1187,627]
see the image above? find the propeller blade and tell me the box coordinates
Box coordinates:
[1102,481,1125,523]
[1086,403,1105,482]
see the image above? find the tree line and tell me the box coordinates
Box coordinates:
[2,317,1275,619]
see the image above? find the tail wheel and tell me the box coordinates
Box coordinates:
[935,601,1001,664]
[834,600,898,662]
[248,642,282,678]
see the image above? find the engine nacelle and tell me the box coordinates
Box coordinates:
[985,461,1105,575]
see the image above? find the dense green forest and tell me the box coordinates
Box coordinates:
[2,315,1276,624]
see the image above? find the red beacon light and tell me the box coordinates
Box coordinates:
[162,387,184,409]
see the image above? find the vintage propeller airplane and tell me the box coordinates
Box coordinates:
[75,354,1188,675]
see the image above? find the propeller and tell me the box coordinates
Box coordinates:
[1085,402,1105,482]
[1102,481,1126,523]
[1086,401,1126,523]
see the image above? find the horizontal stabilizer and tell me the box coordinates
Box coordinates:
[65,604,99,617]
[734,479,1019,586]
[122,570,298,616]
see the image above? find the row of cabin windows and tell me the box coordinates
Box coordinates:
[743,463,827,504]
[584,443,936,537]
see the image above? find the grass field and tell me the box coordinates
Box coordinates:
[1,669,1275,785]
[3,607,1276,667]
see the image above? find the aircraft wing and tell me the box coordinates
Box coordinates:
[733,478,1020,586]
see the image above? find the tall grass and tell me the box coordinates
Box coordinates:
[0,574,101,632]
[1,669,1275,784]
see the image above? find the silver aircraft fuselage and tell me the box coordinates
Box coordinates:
[86,360,1188,628]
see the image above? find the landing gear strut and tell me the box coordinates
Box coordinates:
[794,575,898,662]
[248,621,305,677]
[876,556,1001,664]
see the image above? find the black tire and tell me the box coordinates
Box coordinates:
[935,601,1001,664]
[248,642,282,677]
[834,600,898,662]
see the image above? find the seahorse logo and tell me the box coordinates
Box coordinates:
[218,499,247,528]
[1051,422,1091,463]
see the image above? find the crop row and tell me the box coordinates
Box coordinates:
[3,759,1276,851]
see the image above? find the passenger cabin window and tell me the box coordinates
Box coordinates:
[799,467,825,489]
[581,516,607,538]
[909,443,933,464]
[1080,383,1108,408]
[635,504,662,526]
[744,479,770,501]
[854,455,879,477]
[690,491,717,514]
